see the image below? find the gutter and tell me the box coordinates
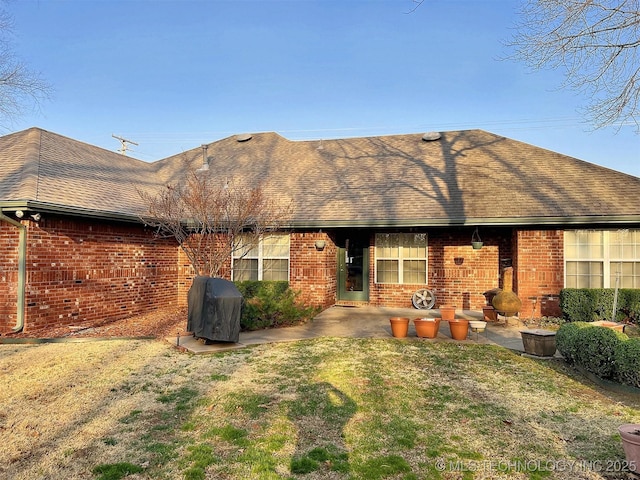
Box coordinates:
[0,212,26,333]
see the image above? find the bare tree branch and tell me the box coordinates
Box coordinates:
[0,5,51,126]
[139,158,293,277]
[507,0,640,131]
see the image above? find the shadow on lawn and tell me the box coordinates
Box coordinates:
[288,381,356,475]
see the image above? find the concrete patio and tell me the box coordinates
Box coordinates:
[168,305,540,355]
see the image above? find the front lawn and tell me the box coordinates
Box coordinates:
[0,337,638,479]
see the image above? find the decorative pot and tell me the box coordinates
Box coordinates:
[520,329,557,357]
[592,320,626,332]
[471,241,483,250]
[389,317,410,338]
[448,319,469,340]
[618,424,640,473]
[482,306,497,321]
[492,267,521,317]
[414,318,441,338]
[469,320,487,333]
[439,306,456,321]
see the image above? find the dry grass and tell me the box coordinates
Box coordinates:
[0,333,639,479]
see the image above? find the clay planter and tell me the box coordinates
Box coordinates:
[389,317,410,338]
[520,329,557,357]
[448,319,469,340]
[618,424,640,473]
[414,317,441,338]
[592,320,626,332]
[482,305,497,321]
[439,306,456,321]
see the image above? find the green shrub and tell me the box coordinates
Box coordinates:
[235,281,319,331]
[560,289,597,322]
[574,326,628,380]
[619,289,640,325]
[555,322,590,364]
[560,288,640,325]
[614,337,640,388]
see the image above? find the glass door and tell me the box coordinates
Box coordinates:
[337,236,369,302]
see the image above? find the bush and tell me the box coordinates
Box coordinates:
[614,337,640,388]
[560,288,640,325]
[555,322,590,364]
[574,326,628,380]
[560,289,597,322]
[557,322,639,388]
[235,281,319,331]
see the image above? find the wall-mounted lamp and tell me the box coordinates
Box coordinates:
[471,227,483,250]
[31,213,41,222]
[314,239,326,251]
[15,210,24,218]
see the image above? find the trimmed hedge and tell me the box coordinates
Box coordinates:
[556,322,639,388]
[559,288,640,325]
[614,337,640,388]
[235,281,319,331]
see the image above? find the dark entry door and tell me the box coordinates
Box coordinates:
[337,236,369,302]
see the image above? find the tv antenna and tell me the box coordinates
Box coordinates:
[112,134,139,155]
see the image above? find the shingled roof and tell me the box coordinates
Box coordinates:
[1,127,638,227]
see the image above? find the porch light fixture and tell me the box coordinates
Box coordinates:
[314,239,326,251]
[15,210,24,218]
[31,213,41,222]
[471,227,483,250]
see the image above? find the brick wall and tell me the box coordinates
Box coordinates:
[0,217,568,334]
[368,229,510,310]
[0,222,21,331]
[0,215,180,334]
[290,232,337,309]
[513,229,564,318]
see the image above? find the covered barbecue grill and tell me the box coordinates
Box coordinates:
[187,277,243,343]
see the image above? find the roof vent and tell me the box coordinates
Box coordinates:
[236,133,253,142]
[422,132,441,142]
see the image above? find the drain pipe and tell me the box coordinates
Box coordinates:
[0,212,26,333]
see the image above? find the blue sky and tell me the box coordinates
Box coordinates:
[9,0,639,176]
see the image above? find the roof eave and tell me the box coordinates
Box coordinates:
[289,215,640,229]
[0,200,142,224]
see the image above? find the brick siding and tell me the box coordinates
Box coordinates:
[0,214,568,333]
[0,215,180,334]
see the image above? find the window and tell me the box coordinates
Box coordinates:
[375,233,427,284]
[232,234,290,281]
[565,229,640,288]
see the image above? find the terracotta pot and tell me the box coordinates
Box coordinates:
[389,317,410,338]
[618,424,640,473]
[482,306,497,321]
[414,318,441,338]
[448,319,469,340]
[439,306,456,321]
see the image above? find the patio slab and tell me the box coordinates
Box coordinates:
[167,305,538,355]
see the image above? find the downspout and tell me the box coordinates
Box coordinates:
[0,212,26,333]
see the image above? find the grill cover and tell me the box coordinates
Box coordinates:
[187,276,243,343]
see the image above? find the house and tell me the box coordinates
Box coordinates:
[1,127,639,334]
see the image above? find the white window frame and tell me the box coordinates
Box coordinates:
[564,229,640,288]
[374,233,428,285]
[232,233,290,281]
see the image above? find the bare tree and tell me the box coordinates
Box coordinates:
[508,0,640,130]
[0,6,50,125]
[139,162,293,278]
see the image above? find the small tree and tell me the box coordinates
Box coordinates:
[139,162,292,278]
